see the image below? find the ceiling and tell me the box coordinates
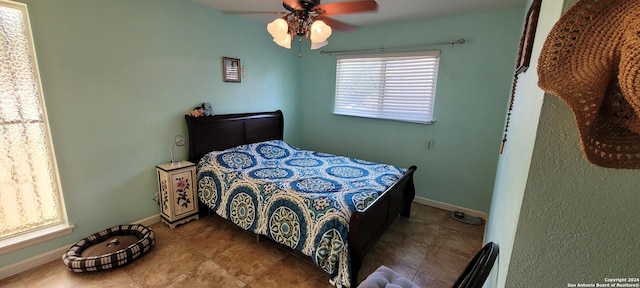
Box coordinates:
[193,0,526,28]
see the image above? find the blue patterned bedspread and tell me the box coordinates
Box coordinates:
[196,140,407,287]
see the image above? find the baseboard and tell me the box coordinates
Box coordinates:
[0,245,70,280]
[414,196,488,220]
[134,214,162,227]
[0,214,161,280]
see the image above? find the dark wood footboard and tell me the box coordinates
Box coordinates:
[348,165,417,286]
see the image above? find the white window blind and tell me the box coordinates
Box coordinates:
[0,1,67,240]
[333,51,440,124]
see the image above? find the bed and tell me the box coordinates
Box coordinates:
[185,110,417,287]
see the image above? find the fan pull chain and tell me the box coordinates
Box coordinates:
[298,38,303,58]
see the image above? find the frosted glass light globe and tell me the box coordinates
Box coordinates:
[310,20,332,43]
[267,18,289,42]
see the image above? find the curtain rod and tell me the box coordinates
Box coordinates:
[320,38,465,56]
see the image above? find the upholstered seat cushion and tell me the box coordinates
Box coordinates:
[357,265,418,288]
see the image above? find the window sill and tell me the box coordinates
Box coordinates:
[0,224,75,255]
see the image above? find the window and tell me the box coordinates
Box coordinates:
[0,0,69,249]
[333,51,440,124]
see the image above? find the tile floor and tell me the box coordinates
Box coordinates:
[0,203,484,288]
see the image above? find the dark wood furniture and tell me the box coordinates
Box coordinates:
[185,110,417,286]
[453,242,499,288]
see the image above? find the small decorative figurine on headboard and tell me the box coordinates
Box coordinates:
[201,102,214,116]
[188,102,214,117]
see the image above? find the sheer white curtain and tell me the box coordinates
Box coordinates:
[0,1,65,240]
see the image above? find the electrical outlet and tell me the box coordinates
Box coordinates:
[153,191,160,205]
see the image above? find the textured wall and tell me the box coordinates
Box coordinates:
[507,94,640,286]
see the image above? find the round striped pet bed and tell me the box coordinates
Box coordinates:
[62,224,155,272]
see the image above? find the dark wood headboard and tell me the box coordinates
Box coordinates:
[184,110,284,163]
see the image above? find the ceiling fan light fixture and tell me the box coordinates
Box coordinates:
[231,0,378,50]
[310,20,332,43]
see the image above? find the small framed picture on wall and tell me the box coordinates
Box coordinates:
[222,57,241,83]
[515,0,542,74]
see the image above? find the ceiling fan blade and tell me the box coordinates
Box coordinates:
[319,17,357,32]
[316,0,378,16]
[222,10,288,15]
[283,0,303,11]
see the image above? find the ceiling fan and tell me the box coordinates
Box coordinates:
[223,0,379,50]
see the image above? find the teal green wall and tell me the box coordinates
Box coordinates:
[2,1,526,271]
[1,0,300,268]
[297,9,523,212]
[487,0,640,286]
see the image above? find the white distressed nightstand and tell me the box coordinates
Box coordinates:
[156,161,199,229]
